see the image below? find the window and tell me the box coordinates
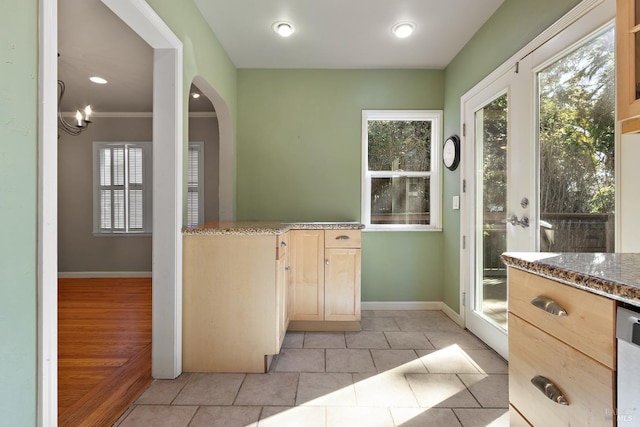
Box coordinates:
[362,110,442,230]
[93,142,152,234]
[187,141,204,227]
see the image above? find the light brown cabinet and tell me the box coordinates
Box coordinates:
[617,0,640,132]
[289,229,361,329]
[507,267,616,426]
[182,233,288,373]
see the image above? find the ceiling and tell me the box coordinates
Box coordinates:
[58,0,503,113]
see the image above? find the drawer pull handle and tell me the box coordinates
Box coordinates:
[531,296,568,317]
[531,375,569,405]
[336,235,351,240]
[280,241,287,247]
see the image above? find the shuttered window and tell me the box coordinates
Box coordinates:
[93,142,152,234]
[187,141,204,227]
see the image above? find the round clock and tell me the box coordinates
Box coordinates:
[443,135,460,171]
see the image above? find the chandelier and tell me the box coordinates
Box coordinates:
[58,79,92,136]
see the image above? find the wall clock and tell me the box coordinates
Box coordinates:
[443,135,460,171]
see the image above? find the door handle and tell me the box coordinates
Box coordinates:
[506,214,529,228]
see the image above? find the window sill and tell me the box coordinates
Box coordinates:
[92,232,152,237]
[363,225,442,232]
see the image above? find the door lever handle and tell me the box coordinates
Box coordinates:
[506,214,529,228]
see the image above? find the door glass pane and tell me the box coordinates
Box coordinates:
[538,27,615,253]
[475,93,508,329]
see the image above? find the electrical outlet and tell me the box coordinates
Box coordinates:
[452,195,460,210]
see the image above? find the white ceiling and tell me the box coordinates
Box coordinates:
[193,0,504,69]
[58,0,504,113]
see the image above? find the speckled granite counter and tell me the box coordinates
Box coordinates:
[501,252,640,307]
[182,221,365,236]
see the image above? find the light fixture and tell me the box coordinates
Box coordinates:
[392,22,414,38]
[273,21,294,37]
[191,93,201,99]
[89,76,108,84]
[57,79,92,137]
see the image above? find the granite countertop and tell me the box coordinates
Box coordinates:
[182,221,365,236]
[501,252,640,307]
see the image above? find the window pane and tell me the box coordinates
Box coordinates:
[100,148,111,186]
[187,191,199,227]
[538,27,615,252]
[113,147,125,186]
[368,120,431,171]
[129,147,143,185]
[114,189,125,230]
[129,189,143,230]
[100,190,111,229]
[188,147,199,187]
[370,176,430,224]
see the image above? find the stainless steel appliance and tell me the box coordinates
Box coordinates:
[617,306,640,426]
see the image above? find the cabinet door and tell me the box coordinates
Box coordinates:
[275,232,289,348]
[324,248,361,321]
[289,230,324,321]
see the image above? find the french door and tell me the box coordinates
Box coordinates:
[462,0,615,359]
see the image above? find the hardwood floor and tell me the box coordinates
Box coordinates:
[58,278,152,427]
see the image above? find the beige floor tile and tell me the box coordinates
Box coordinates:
[384,331,434,349]
[326,407,395,427]
[345,331,390,349]
[390,407,462,427]
[396,316,463,333]
[325,349,376,373]
[234,373,299,406]
[272,348,325,372]
[282,331,304,348]
[464,349,508,374]
[360,317,401,331]
[406,373,481,408]
[303,332,346,348]
[258,406,326,427]
[135,372,191,405]
[453,408,510,426]
[189,406,261,427]
[416,345,482,374]
[426,330,489,350]
[458,374,509,408]
[370,349,427,374]
[173,373,245,405]
[296,372,356,406]
[353,371,419,407]
[117,405,197,427]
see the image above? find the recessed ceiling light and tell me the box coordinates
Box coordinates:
[191,93,201,99]
[89,76,108,84]
[273,21,294,38]
[392,23,414,39]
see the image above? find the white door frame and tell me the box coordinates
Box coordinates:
[39,0,184,424]
[459,0,611,358]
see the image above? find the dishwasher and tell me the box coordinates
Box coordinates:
[617,306,640,426]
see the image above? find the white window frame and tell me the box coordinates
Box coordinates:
[187,141,205,226]
[92,141,153,235]
[362,110,442,231]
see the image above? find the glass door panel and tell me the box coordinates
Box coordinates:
[537,27,615,253]
[475,94,508,329]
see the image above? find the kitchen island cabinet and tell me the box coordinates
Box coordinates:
[502,252,640,426]
[182,221,363,372]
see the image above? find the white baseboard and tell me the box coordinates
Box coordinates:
[361,301,465,328]
[58,271,152,278]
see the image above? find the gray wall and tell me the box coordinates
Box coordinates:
[58,115,219,273]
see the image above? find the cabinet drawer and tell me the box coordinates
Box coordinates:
[509,314,615,427]
[507,267,616,369]
[509,405,531,427]
[324,230,361,248]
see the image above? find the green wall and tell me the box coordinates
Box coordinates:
[0,1,38,424]
[441,0,583,312]
[237,69,445,301]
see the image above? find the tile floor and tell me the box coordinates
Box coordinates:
[114,310,509,427]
